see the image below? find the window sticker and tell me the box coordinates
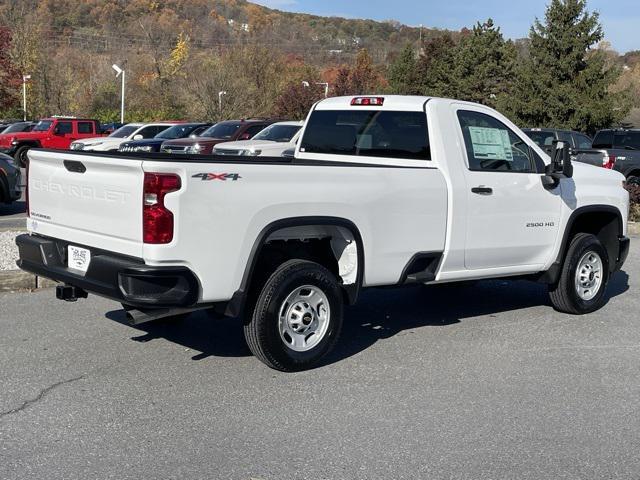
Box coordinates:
[468,126,513,161]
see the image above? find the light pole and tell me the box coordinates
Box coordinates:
[302,81,329,97]
[218,91,227,116]
[112,64,125,124]
[22,75,31,121]
[316,82,329,98]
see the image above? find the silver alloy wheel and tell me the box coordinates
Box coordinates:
[278,285,331,352]
[574,251,603,301]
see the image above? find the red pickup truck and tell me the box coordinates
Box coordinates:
[0,117,103,167]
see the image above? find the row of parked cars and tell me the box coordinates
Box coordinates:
[0,116,303,169]
[522,127,640,186]
[1,114,640,207]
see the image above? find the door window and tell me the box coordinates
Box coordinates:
[614,131,640,150]
[78,122,94,134]
[55,122,73,135]
[137,125,168,138]
[457,110,534,173]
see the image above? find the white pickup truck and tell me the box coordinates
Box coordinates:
[17,96,630,371]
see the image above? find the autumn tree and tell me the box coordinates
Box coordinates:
[0,26,19,113]
[274,82,323,120]
[331,49,383,96]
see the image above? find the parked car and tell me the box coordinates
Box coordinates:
[0,117,102,167]
[119,123,213,153]
[100,122,124,135]
[0,153,21,205]
[0,119,22,130]
[160,119,275,154]
[522,128,592,154]
[71,122,180,152]
[18,95,629,372]
[573,129,640,185]
[213,121,304,157]
[281,147,295,158]
[0,122,35,134]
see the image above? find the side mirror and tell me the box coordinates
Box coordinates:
[542,140,573,189]
[133,134,143,140]
[239,133,251,140]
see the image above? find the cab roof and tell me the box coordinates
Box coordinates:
[315,95,433,112]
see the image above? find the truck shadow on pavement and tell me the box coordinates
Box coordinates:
[0,200,26,217]
[105,271,630,367]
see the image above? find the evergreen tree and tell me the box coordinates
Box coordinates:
[500,0,628,133]
[388,44,419,95]
[415,33,459,98]
[453,19,517,108]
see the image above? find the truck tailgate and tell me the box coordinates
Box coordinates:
[27,150,144,257]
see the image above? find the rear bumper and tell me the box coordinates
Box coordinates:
[615,236,630,272]
[16,234,200,308]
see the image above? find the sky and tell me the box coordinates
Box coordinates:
[251,0,639,54]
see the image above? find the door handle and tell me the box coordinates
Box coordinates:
[471,186,493,195]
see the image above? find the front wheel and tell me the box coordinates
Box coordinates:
[549,233,610,314]
[244,259,343,372]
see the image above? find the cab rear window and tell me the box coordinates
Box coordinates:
[300,110,430,160]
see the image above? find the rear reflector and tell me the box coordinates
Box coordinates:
[603,154,616,169]
[351,97,385,106]
[143,173,181,244]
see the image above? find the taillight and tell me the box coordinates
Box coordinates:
[143,173,181,244]
[603,154,616,169]
[351,96,385,106]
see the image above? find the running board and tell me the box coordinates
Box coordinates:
[124,305,209,325]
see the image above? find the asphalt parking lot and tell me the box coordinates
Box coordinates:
[1,238,639,479]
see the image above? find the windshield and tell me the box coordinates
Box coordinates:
[33,120,53,132]
[156,124,204,140]
[2,123,29,133]
[253,124,301,142]
[109,125,139,138]
[200,122,241,139]
[525,131,556,149]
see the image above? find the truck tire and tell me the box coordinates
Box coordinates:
[15,146,30,168]
[627,175,640,186]
[244,259,343,372]
[549,233,610,314]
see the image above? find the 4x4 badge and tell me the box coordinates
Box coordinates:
[192,173,242,181]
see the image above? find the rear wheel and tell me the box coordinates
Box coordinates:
[244,259,343,372]
[549,233,610,314]
[627,175,640,186]
[15,146,30,168]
